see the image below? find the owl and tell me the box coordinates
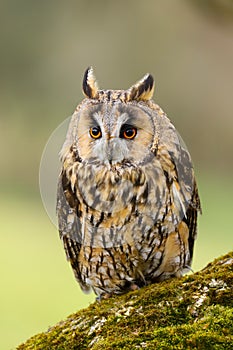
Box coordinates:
[57,67,201,299]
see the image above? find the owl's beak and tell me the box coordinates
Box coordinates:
[105,137,124,165]
[107,135,116,140]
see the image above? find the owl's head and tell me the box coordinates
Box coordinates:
[63,67,163,167]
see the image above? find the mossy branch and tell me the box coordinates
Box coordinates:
[17,252,233,350]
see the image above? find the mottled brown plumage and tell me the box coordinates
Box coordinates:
[57,67,201,298]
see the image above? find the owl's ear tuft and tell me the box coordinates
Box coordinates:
[82,67,99,99]
[128,73,155,102]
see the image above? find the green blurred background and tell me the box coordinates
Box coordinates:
[1,1,233,348]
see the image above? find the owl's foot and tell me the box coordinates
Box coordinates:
[96,283,141,301]
[129,283,140,291]
[96,293,113,302]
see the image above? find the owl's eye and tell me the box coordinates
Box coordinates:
[90,126,102,139]
[120,124,137,140]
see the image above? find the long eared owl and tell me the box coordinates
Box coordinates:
[57,67,201,298]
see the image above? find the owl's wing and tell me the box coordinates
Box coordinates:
[157,139,201,265]
[184,178,201,263]
[57,170,90,293]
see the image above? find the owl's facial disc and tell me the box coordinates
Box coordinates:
[77,104,154,165]
[89,122,138,164]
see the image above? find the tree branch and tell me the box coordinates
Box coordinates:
[17,252,233,349]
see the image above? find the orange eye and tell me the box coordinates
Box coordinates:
[120,125,137,140]
[90,126,102,139]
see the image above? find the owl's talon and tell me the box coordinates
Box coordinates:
[96,293,113,302]
[129,283,140,291]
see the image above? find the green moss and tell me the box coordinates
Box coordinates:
[17,252,233,350]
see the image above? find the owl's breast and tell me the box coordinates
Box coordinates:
[81,162,168,208]
[69,161,176,246]
[75,162,150,214]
